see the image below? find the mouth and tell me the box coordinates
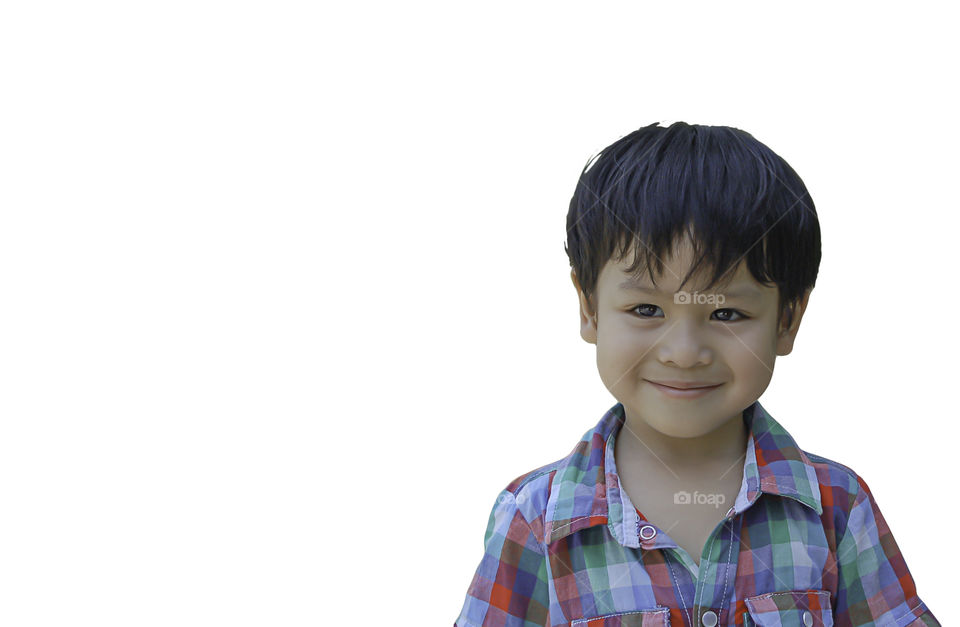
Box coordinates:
[645,379,723,398]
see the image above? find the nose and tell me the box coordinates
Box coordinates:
[655,318,712,368]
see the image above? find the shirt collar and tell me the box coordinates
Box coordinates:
[540,400,823,546]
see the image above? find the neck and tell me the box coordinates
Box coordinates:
[617,409,749,480]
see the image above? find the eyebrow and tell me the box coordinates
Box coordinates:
[617,278,763,299]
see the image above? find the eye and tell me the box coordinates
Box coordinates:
[712,308,749,322]
[630,304,664,318]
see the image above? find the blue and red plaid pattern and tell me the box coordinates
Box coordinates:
[455,401,938,627]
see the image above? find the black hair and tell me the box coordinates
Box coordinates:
[564,121,821,330]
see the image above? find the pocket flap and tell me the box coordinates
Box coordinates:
[571,606,671,627]
[743,590,833,627]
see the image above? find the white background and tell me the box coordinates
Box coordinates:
[1,1,955,625]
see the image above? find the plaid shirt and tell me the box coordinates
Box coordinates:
[455,401,938,627]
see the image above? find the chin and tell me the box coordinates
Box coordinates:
[646,410,728,438]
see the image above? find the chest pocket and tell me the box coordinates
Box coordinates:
[571,607,671,626]
[743,590,833,627]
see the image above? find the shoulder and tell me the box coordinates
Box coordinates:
[804,450,867,494]
[802,449,879,537]
[490,422,603,541]
[493,457,565,535]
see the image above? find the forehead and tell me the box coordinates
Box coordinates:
[601,251,770,298]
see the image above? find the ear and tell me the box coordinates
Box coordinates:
[776,288,813,356]
[571,269,598,344]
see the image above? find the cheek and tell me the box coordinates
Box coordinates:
[720,328,778,376]
[597,320,650,358]
[595,321,651,380]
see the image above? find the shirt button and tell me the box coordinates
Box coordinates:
[802,610,813,626]
[700,610,718,627]
[638,524,657,540]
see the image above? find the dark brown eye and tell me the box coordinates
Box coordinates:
[631,304,663,318]
[712,309,748,322]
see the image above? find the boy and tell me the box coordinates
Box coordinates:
[454,122,938,627]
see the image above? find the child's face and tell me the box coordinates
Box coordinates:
[572,235,811,439]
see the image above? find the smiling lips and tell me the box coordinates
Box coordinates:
[645,379,723,398]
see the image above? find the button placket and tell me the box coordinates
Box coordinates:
[693,516,738,627]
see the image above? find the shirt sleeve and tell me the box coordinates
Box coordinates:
[454,488,552,627]
[831,475,939,627]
